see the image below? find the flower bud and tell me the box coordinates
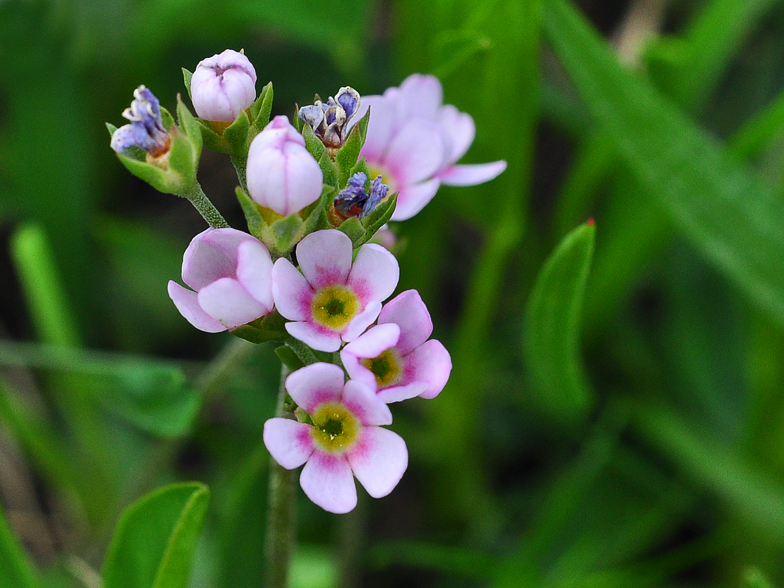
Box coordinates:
[246,115,323,216]
[190,49,257,122]
[110,86,170,156]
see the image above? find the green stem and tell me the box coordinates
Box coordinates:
[231,155,249,194]
[183,184,229,228]
[265,364,297,588]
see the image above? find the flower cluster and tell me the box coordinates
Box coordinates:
[110,50,504,513]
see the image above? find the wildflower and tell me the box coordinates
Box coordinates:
[110,86,171,156]
[272,229,399,352]
[333,172,389,219]
[299,86,361,149]
[351,74,507,220]
[190,49,257,122]
[263,363,408,513]
[246,115,323,216]
[168,228,274,332]
[340,290,451,402]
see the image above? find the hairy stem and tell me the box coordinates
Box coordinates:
[183,184,229,228]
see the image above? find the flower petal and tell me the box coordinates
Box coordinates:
[236,239,274,311]
[383,119,447,185]
[342,323,401,359]
[398,74,443,121]
[297,230,353,290]
[347,244,399,304]
[402,339,452,399]
[357,95,399,164]
[197,277,267,329]
[342,301,382,343]
[300,451,357,514]
[286,321,342,352]
[378,290,432,356]
[272,258,313,321]
[263,418,314,469]
[437,161,507,186]
[167,281,226,333]
[376,382,428,404]
[182,228,245,290]
[341,380,393,426]
[437,105,475,164]
[285,362,345,412]
[389,177,441,222]
[347,427,408,499]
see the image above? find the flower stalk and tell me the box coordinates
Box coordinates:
[182,183,230,229]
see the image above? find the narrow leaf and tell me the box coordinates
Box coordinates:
[102,482,210,588]
[0,503,38,588]
[544,0,784,328]
[524,221,595,417]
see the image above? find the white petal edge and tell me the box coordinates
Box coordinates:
[437,160,507,187]
[285,362,345,413]
[263,418,314,469]
[378,290,432,356]
[348,427,408,499]
[197,277,267,329]
[167,281,226,333]
[347,244,399,304]
[236,239,274,311]
[271,258,312,321]
[342,301,382,343]
[300,452,357,514]
[286,321,342,353]
[390,178,441,222]
[297,229,353,290]
[342,380,392,427]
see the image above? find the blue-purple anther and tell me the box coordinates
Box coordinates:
[298,86,360,149]
[334,172,389,219]
[111,86,171,157]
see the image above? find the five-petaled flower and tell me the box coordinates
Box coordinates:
[341,290,451,403]
[190,49,257,122]
[168,228,274,332]
[272,229,399,352]
[110,85,171,157]
[352,74,507,221]
[263,363,408,514]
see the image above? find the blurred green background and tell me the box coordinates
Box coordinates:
[3,0,784,586]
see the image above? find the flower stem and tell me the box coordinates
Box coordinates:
[265,364,297,588]
[231,155,249,194]
[183,184,229,228]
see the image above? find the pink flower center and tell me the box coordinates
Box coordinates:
[310,402,361,454]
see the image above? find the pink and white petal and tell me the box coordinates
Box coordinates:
[347,427,408,498]
[285,362,344,412]
[236,239,274,311]
[340,352,378,391]
[197,277,267,329]
[437,105,476,164]
[341,380,392,426]
[182,229,241,290]
[383,120,447,185]
[437,160,507,187]
[398,74,443,121]
[167,281,226,333]
[271,258,313,321]
[402,339,452,399]
[357,96,399,164]
[300,452,357,514]
[286,321,342,353]
[342,323,401,359]
[263,418,314,469]
[297,230,353,290]
[390,177,441,222]
[378,290,432,356]
[342,301,382,343]
[347,244,399,304]
[376,382,428,404]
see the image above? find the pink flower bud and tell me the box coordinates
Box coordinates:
[190,49,257,122]
[246,116,323,216]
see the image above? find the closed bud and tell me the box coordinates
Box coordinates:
[246,115,323,216]
[190,49,257,122]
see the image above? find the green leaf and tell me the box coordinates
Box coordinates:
[523,221,595,417]
[236,187,264,240]
[272,215,304,253]
[318,150,339,188]
[335,121,363,188]
[0,502,38,588]
[223,109,251,157]
[337,217,365,245]
[250,81,274,129]
[275,344,305,372]
[356,193,398,247]
[301,121,326,162]
[544,0,784,329]
[102,482,210,588]
[181,68,193,101]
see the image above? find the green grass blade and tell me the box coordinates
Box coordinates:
[524,221,595,417]
[0,503,38,588]
[102,483,210,588]
[544,0,784,329]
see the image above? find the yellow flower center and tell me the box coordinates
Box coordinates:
[368,166,395,197]
[310,402,361,454]
[311,285,360,331]
[361,348,404,389]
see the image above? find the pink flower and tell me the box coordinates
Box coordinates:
[246,116,323,216]
[190,49,257,122]
[168,228,274,332]
[353,74,507,221]
[340,290,451,402]
[263,363,408,514]
[272,229,399,352]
